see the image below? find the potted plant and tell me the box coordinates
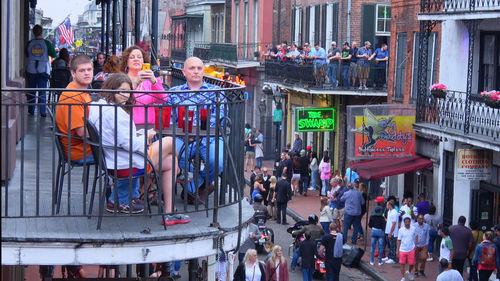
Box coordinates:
[429,83,448,99]
[480,90,500,108]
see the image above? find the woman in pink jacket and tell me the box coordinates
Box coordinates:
[320,156,331,196]
[121,45,166,126]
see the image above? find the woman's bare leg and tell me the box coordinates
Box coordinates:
[150,137,178,213]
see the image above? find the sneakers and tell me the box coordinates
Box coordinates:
[162,214,191,226]
[406,271,414,281]
[381,257,389,262]
[358,86,363,90]
[400,278,406,281]
[106,199,144,214]
[385,259,396,264]
[369,261,374,266]
[308,187,315,191]
[378,261,384,266]
[426,254,434,262]
[419,271,425,278]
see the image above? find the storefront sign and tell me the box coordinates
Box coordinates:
[347,105,416,159]
[296,108,335,132]
[456,149,491,181]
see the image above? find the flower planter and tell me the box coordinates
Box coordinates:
[484,99,500,108]
[431,89,447,99]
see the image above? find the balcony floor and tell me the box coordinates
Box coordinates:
[1,115,254,265]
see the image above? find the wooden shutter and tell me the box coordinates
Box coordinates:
[361,4,376,46]
[291,7,296,43]
[305,6,310,43]
[332,3,338,45]
[321,4,327,48]
[394,33,407,98]
[314,5,320,44]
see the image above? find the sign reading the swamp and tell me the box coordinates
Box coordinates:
[296,108,335,132]
[347,105,416,159]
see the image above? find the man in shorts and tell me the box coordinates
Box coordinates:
[356,41,373,90]
[332,179,348,232]
[397,216,418,281]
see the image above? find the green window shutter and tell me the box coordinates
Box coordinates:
[291,7,296,43]
[306,7,310,43]
[332,3,338,45]
[314,5,320,44]
[321,4,327,48]
[300,8,304,45]
[361,4,376,46]
[394,33,407,99]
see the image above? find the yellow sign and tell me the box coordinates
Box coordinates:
[75,40,83,47]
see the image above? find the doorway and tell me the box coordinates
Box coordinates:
[443,151,454,227]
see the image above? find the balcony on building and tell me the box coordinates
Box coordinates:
[169,14,204,63]
[264,59,388,97]
[193,42,264,69]
[418,0,500,20]
[0,75,254,266]
[414,90,500,151]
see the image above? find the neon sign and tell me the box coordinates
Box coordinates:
[296,108,335,132]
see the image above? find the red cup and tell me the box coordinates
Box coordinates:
[185,110,194,133]
[200,108,210,130]
[155,107,161,130]
[178,107,186,130]
[162,106,171,128]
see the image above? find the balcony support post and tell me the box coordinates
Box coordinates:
[464,19,478,135]
[416,21,432,123]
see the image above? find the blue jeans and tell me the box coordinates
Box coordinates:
[109,177,140,205]
[326,64,338,87]
[386,234,397,260]
[299,176,309,195]
[291,248,300,268]
[71,154,95,165]
[310,169,319,190]
[321,222,330,234]
[176,137,224,193]
[325,258,342,281]
[370,228,385,263]
[26,72,49,115]
[341,65,350,87]
[343,213,362,244]
[321,179,329,196]
[302,268,313,281]
[256,157,263,168]
[428,229,438,255]
[170,260,182,274]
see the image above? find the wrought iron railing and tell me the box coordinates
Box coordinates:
[264,59,385,90]
[193,42,268,65]
[0,76,246,230]
[420,0,500,13]
[416,90,500,140]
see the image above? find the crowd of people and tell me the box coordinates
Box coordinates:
[262,40,389,89]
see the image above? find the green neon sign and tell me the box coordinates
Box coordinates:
[296,108,335,132]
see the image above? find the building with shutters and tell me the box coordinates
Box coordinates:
[386,0,500,229]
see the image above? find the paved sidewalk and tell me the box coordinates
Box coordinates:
[245,159,456,281]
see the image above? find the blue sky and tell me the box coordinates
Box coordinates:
[37,0,90,27]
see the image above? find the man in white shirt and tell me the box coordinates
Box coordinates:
[383,200,399,264]
[397,216,418,281]
[436,259,463,281]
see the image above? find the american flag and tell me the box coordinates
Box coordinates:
[58,18,74,46]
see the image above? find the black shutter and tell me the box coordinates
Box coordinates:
[291,7,296,43]
[361,4,376,46]
[305,7,310,44]
[332,3,338,45]
[394,33,407,99]
[411,32,419,99]
[321,4,327,48]
[314,5,320,44]
[300,8,304,45]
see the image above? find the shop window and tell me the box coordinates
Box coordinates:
[479,32,500,91]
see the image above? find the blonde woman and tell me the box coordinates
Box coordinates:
[234,249,266,281]
[265,245,289,281]
[267,176,277,220]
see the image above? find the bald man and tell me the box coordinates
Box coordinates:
[168,57,225,202]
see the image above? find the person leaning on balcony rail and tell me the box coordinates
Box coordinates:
[369,43,389,89]
[348,41,359,88]
[310,43,327,85]
[326,42,341,88]
[121,45,166,127]
[286,44,301,63]
[56,54,95,164]
[25,24,57,117]
[340,42,353,88]
[168,56,225,203]
[356,41,373,90]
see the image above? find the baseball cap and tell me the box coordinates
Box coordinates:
[331,41,337,46]
[307,145,312,150]
[343,41,349,46]
[364,41,372,46]
[300,149,306,156]
[374,196,385,203]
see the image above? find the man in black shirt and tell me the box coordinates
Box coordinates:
[282,152,294,183]
[349,41,359,88]
[319,223,344,281]
[298,231,319,279]
[340,42,353,87]
[298,149,310,196]
[275,174,292,225]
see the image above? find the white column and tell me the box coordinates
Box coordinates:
[207,255,216,281]
[294,8,301,44]
[325,3,333,44]
[309,6,315,43]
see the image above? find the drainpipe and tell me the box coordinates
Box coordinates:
[347,0,351,42]
[152,0,158,65]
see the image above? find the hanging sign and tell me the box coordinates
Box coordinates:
[456,149,491,181]
[296,108,335,132]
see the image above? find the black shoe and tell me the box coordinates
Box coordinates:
[28,111,35,116]
[40,113,47,118]
[282,222,289,225]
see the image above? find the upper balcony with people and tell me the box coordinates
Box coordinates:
[419,0,500,20]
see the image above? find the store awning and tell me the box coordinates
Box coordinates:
[350,156,433,180]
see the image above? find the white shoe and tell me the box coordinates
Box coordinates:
[382,257,389,261]
[358,86,363,90]
[370,261,374,266]
[378,261,384,266]
[385,259,396,264]
[400,278,406,281]
[308,187,315,190]
[426,257,433,262]
[406,271,414,281]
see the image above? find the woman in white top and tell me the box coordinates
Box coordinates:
[308,152,319,191]
[88,73,181,222]
[234,249,266,281]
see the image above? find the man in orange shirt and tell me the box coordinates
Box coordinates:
[55,54,94,163]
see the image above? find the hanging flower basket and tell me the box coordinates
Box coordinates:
[480,90,500,108]
[429,83,448,99]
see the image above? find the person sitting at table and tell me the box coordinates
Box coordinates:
[88,73,190,225]
[121,45,167,127]
[168,56,225,203]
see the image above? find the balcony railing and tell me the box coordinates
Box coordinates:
[193,42,267,65]
[421,0,500,13]
[264,59,387,90]
[416,90,500,141]
[0,76,246,231]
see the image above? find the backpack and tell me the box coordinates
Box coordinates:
[480,242,496,268]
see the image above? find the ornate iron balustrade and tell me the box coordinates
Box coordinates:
[0,77,246,230]
[171,48,187,62]
[192,42,268,65]
[416,90,500,140]
[420,0,500,13]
